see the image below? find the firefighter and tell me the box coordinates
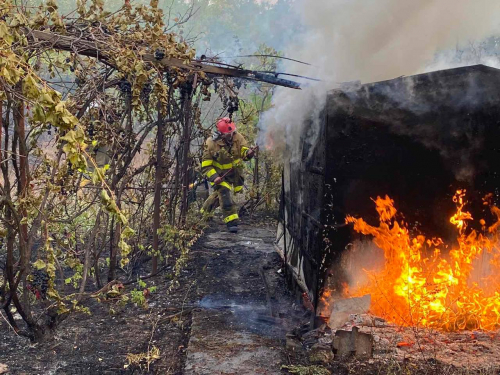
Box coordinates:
[200,117,256,233]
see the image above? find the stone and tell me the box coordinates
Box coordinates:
[347,314,387,328]
[318,335,333,346]
[380,338,390,346]
[349,313,365,325]
[0,364,8,375]
[333,330,354,358]
[354,328,374,358]
[308,343,334,364]
[286,337,303,352]
[328,295,371,329]
[332,327,373,359]
[472,331,494,341]
[374,317,387,327]
[302,328,324,348]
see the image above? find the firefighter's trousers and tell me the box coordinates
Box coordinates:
[200,169,244,225]
[201,185,239,225]
[201,171,243,225]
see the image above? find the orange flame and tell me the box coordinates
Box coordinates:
[317,289,333,316]
[343,191,500,331]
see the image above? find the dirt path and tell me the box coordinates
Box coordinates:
[184,222,302,374]
[0,218,303,374]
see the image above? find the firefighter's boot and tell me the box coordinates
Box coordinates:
[227,220,238,233]
[218,186,239,232]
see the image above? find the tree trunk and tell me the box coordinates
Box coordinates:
[180,75,197,223]
[15,97,32,321]
[79,210,103,294]
[151,97,165,274]
[108,215,116,281]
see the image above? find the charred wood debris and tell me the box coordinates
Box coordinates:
[27,28,303,90]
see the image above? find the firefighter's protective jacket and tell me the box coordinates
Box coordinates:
[201,132,250,192]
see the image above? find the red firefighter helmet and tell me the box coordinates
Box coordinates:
[216,117,236,134]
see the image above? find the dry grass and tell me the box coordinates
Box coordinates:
[340,356,500,375]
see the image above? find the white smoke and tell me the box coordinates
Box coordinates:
[259,0,500,155]
[340,240,386,293]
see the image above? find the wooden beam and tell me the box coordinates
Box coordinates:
[30,30,301,89]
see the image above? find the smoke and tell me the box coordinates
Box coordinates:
[340,240,385,293]
[259,0,500,156]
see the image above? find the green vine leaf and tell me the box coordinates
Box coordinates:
[33,259,47,270]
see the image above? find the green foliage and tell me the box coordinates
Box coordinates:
[130,289,147,308]
[0,0,206,339]
[235,44,283,211]
[281,365,331,375]
[64,255,84,289]
[130,279,157,308]
[159,211,204,292]
[0,0,287,343]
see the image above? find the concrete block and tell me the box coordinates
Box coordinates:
[354,328,373,359]
[332,327,373,359]
[328,295,371,329]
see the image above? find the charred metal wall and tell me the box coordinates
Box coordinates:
[275,115,326,305]
[276,64,500,307]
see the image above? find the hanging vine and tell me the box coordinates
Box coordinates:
[0,0,211,341]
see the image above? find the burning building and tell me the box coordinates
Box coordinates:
[276,64,500,332]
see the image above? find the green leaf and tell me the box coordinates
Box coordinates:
[92,170,101,184]
[0,22,9,38]
[41,92,55,104]
[118,212,128,225]
[33,259,47,270]
[60,130,77,143]
[55,101,65,113]
[47,263,56,274]
[100,189,110,203]
[121,226,135,239]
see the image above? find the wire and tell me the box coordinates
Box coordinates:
[254,71,321,82]
[224,54,312,66]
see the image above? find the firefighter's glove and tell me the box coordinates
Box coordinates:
[245,148,256,160]
[214,177,223,185]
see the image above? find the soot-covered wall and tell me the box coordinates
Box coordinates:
[276,64,500,308]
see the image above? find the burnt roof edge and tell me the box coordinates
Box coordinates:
[328,64,500,95]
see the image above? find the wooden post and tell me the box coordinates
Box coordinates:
[254,148,260,201]
[0,101,2,168]
[17,98,28,243]
[151,88,165,274]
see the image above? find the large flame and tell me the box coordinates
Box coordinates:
[344,191,500,331]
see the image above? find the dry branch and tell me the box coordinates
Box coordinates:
[29,30,301,89]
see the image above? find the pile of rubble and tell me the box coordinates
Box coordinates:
[286,295,500,371]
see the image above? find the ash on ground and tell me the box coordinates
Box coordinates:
[285,311,500,374]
